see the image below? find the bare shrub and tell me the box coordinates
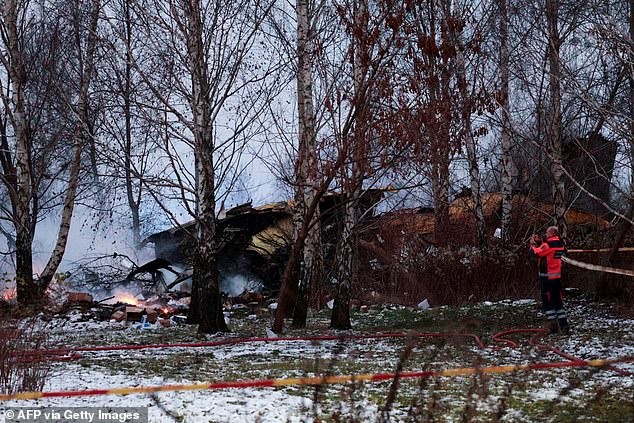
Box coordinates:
[356,238,537,307]
[0,318,51,394]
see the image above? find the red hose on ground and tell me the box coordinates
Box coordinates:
[15,328,633,376]
[491,328,633,376]
[16,332,484,360]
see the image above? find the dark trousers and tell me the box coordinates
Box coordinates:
[540,277,568,331]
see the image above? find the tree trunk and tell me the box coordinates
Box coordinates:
[330,191,358,329]
[180,0,228,333]
[39,0,100,289]
[194,217,227,333]
[329,0,368,330]
[38,139,82,288]
[546,0,567,238]
[432,14,452,247]
[292,194,322,327]
[499,0,514,245]
[453,8,485,249]
[14,228,37,306]
[123,0,142,247]
[272,190,325,333]
[4,0,36,306]
[292,0,323,328]
[432,157,451,245]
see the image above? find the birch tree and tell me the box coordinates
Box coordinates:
[39,0,101,288]
[329,0,371,330]
[269,1,342,333]
[329,0,406,329]
[111,0,277,333]
[447,0,492,249]
[401,0,461,246]
[271,0,406,332]
[290,0,323,328]
[498,0,513,245]
[270,1,339,333]
[0,0,35,304]
[0,0,98,305]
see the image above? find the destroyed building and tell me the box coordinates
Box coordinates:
[141,184,613,305]
[143,190,387,295]
[144,201,291,295]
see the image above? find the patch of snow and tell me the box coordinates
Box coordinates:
[512,299,537,306]
[5,295,633,421]
[530,387,563,401]
[2,366,313,423]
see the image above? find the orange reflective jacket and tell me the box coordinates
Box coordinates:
[531,236,565,279]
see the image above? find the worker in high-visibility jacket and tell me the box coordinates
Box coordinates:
[530,226,570,334]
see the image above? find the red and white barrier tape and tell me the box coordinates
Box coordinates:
[562,256,634,278]
[1,357,632,401]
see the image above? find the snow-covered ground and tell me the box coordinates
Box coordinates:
[21,368,316,423]
[2,295,633,422]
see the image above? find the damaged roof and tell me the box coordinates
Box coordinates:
[144,200,291,244]
[373,192,611,245]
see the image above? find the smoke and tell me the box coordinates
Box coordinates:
[6,203,156,281]
[0,187,274,302]
[220,273,263,297]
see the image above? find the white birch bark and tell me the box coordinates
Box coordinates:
[292,0,323,327]
[2,0,35,303]
[180,0,227,333]
[499,0,514,245]
[40,0,101,287]
[331,0,366,330]
[452,3,485,248]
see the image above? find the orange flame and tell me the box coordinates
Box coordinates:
[2,288,16,301]
[115,292,139,306]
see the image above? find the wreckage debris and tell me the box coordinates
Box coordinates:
[59,290,187,326]
[57,288,269,328]
[231,291,265,305]
[67,292,93,303]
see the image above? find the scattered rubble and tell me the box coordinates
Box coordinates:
[67,292,93,303]
[56,288,271,328]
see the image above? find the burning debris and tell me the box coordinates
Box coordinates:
[57,283,265,329]
[58,288,188,327]
[26,245,273,330]
[1,287,17,306]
